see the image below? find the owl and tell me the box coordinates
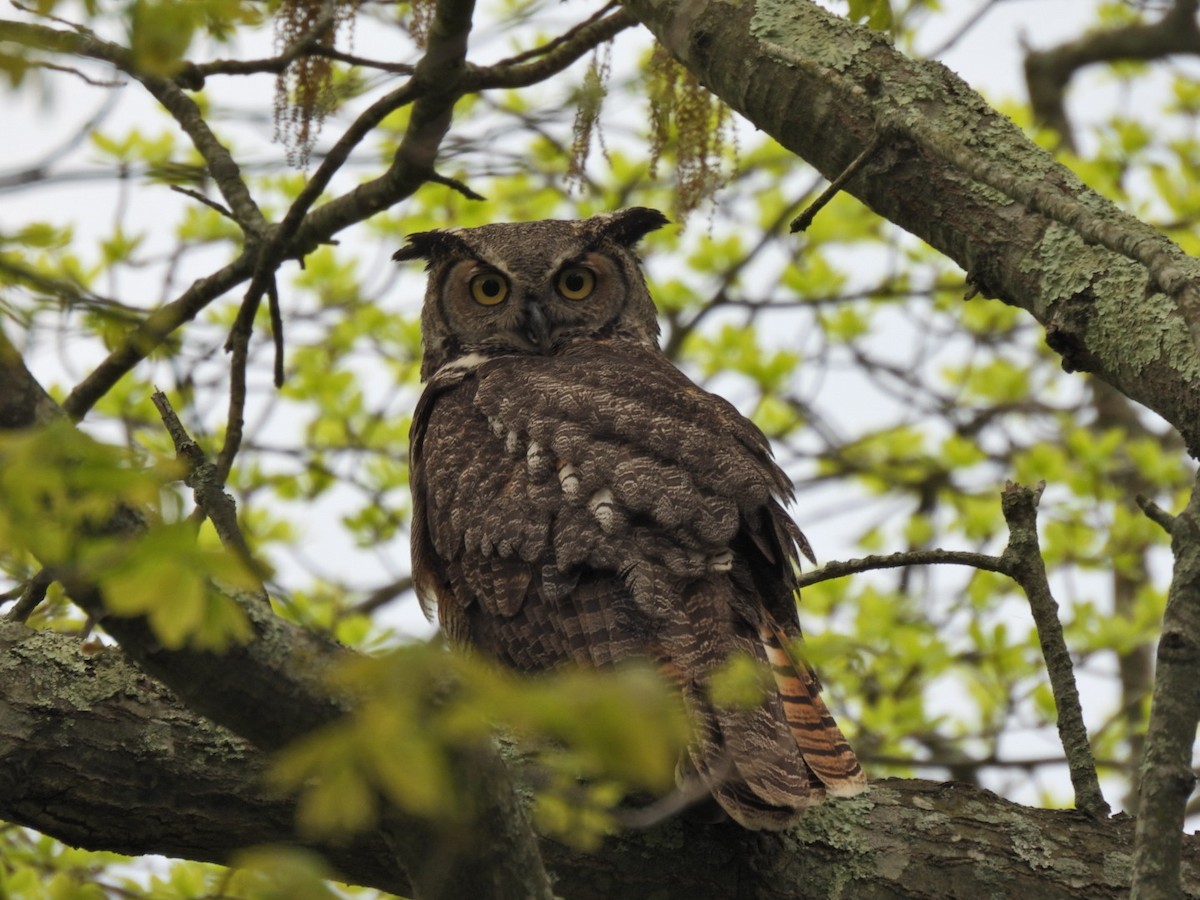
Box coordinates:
[396,208,866,829]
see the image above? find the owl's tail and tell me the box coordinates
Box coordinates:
[676,611,867,830]
[758,617,867,798]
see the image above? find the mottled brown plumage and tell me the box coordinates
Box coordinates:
[397,208,866,828]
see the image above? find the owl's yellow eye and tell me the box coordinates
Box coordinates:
[556,266,596,301]
[469,272,509,306]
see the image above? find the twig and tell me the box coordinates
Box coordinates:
[267,275,284,388]
[216,294,254,483]
[998,481,1110,819]
[615,756,733,829]
[466,6,636,91]
[790,134,881,233]
[795,546,1008,589]
[1137,493,1177,535]
[762,32,1200,351]
[179,5,339,85]
[353,576,415,615]
[1024,0,1200,151]
[26,59,123,87]
[430,170,485,200]
[798,482,1109,819]
[168,185,236,220]
[150,390,268,593]
[492,1,620,67]
[924,0,1014,59]
[63,251,257,421]
[309,44,416,74]
[0,18,266,233]
[1132,472,1200,899]
[4,568,53,623]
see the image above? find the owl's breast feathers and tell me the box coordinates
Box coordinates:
[409,341,866,827]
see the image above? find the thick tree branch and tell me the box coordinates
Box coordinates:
[2,619,1199,899]
[621,0,1200,456]
[1132,474,1200,898]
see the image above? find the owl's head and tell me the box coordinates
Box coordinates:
[394,208,669,379]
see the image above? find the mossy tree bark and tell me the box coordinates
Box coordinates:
[3,618,1199,899]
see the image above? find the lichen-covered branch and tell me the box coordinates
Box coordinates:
[998,482,1110,819]
[2,619,1199,900]
[621,0,1200,456]
[1132,475,1200,899]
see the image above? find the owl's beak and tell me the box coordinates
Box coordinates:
[523,301,553,353]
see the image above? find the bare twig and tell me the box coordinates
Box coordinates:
[0,19,265,233]
[150,390,268,592]
[4,568,53,623]
[179,5,339,84]
[924,0,1014,59]
[795,547,1009,589]
[1132,472,1200,899]
[430,170,485,200]
[62,251,257,421]
[266,275,284,388]
[760,32,1200,352]
[216,296,254,483]
[353,576,415,615]
[23,59,123,86]
[466,6,636,90]
[797,482,1109,819]
[1138,493,1178,535]
[308,43,416,74]
[168,185,236,220]
[790,134,881,233]
[998,481,1110,819]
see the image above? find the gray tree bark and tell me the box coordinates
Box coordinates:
[3,618,1199,899]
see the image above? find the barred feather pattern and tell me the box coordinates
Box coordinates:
[409,340,866,828]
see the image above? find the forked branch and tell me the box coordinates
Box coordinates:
[799,480,1110,818]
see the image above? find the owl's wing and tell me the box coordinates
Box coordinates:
[409,343,865,827]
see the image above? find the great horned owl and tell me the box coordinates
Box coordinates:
[396,208,866,828]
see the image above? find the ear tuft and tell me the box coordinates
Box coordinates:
[597,207,670,246]
[392,230,470,264]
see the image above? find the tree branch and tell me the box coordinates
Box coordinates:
[467,6,637,90]
[0,19,265,234]
[998,481,1110,819]
[0,338,554,900]
[3,617,1199,900]
[1132,471,1200,898]
[795,481,1109,818]
[1024,0,1200,151]
[621,0,1200,456]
